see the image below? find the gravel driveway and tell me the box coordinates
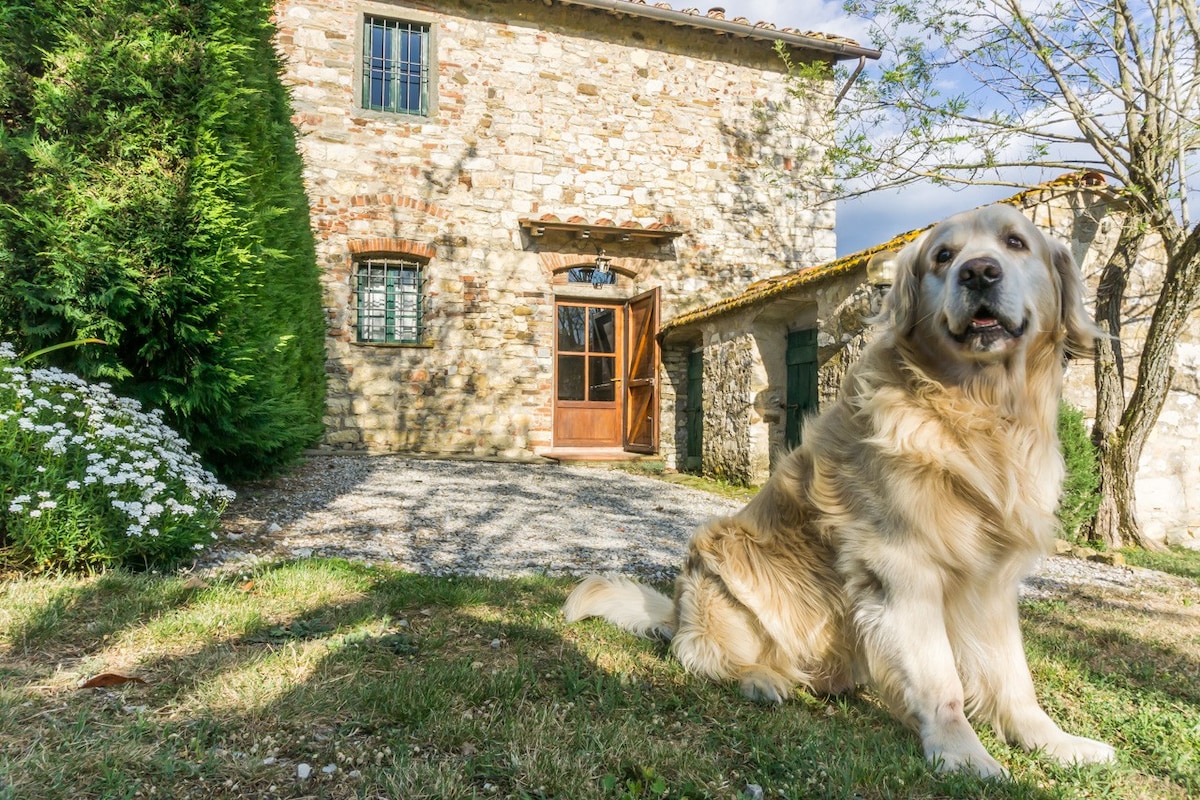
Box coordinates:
[203,454,1194,602]
[206,454,742,581]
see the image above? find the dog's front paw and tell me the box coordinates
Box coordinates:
[930,748,1009,780]
[1040,734,1116,766]
[924,727,1008,780]
[738,668,790,705]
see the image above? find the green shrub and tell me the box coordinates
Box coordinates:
[0,0,325,480]
[1057,401,1101,543]
[0,342,232,572]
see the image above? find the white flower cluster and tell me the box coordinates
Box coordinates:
[6,491,58,518]
[1,344,234,546]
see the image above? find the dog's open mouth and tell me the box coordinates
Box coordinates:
[951,307,1026,350]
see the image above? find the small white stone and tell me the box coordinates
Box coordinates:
[322,764,337,775]
[297,763,312,780]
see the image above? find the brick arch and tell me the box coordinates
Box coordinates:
[347,193,452,220]
[349,237,436,260]
[539,251,639,278]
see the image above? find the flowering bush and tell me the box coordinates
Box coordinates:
[0,343,233,571]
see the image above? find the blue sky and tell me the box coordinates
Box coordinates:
[711,1,1029,255]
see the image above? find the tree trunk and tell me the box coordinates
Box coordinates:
[1091,435,1143,550]
[1089,210,1200,550]
[1088,215,1146,549]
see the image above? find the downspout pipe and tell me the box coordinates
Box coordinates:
[833,56,867,109]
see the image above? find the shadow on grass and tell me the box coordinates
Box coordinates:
[1022,599,1200,792]
[0,559,1102,800]
[1023,593,1200,707]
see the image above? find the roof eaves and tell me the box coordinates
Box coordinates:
[661,172,1118,334]
[1002,170,1128,209]
[660,231,919,334]
[550,1,882,61]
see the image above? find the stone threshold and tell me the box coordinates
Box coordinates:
[536,447,661,464]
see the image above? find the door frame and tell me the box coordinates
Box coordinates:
[552,299,623,447]
[549,289,661,452]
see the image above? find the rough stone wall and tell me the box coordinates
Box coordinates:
[672,267,868,485]
[1018,189,1200,546]
[273,0,836,457]
[701,334,757,483]
[659,341,692,470]
[815,281,879,405]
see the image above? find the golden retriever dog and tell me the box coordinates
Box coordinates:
[563,204,1116,778]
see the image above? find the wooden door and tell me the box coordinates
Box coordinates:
[553,301,622,446]
[623,288,660,453]
[785,328,818,451]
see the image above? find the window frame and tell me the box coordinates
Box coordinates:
[353,256,428,345]
[554,301,620,405]
[355,7,438,118]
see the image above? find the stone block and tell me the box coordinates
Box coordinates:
[325,429,361,445]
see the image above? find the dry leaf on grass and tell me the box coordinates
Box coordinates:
[79,673,147,689]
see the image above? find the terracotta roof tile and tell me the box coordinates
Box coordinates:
[551,2,878,58]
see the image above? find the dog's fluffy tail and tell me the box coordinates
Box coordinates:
[562,575,676,640]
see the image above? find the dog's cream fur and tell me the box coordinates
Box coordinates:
[563,205,1116,778]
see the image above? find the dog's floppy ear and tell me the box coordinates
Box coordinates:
[1050,239,1104,358]
[876,236,924,336]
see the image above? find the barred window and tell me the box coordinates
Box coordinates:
[354,258,425,344]
[362,16,430,115]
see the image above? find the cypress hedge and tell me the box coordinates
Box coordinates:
[0,0,325,479]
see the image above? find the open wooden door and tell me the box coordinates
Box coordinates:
[623,287,660,453]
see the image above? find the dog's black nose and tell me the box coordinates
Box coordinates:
[957,257,1003,291]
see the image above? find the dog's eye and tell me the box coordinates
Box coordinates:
[934,247,954,264]
[1006,234,1026,250]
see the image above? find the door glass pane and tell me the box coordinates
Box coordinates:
[589,356,616,402]
[589,307,617,354]
[557,306,586,352]
[557,355,585,401]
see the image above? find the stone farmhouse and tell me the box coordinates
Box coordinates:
[665,173,1200,547]
[272,0,879,460]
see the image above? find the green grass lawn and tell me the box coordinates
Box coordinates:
[1,552,1198,799]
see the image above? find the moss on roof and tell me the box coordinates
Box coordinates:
[661,172,1120,333]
